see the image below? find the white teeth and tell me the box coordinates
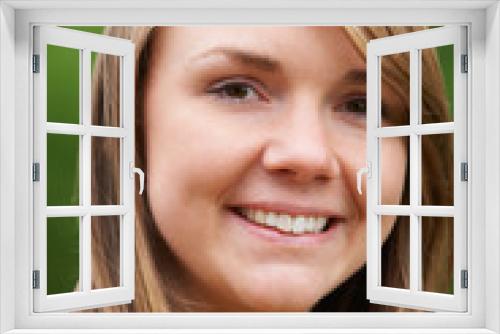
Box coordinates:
[316,217,327,232]
[265,212,277,227]
[254,210,266,223]
[292,216,306,234]
[277,214,292,232]
[304,217,316,232]
[238,208,329,234]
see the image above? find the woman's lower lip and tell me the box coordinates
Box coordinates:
[226,208,339,245]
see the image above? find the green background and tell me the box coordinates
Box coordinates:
[46,26,454,297]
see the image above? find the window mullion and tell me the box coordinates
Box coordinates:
[81,48,92,293]
[375,205,454,216]
[46,122,127,138]
[45,205,126,217]
[374,122,454,138]
[409,48,422,292]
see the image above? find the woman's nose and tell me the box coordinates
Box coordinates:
[262,107,341,184]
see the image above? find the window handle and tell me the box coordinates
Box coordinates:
[130,162,145,195]
[356,162,371,195]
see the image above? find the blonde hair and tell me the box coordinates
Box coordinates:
[90,26,453,312]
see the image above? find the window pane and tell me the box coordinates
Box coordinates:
[379,137,409,205]
[91,137,121,205]
[47,217,80,295]
[380,52,410,127]
[47,45,80,124]
[381,215,409,289]
[421,45,454,124]
[47,134,79,206]
[91,52,121,127]
[92,216,121,289]
[421,216,454,294]
[421,134,454,206]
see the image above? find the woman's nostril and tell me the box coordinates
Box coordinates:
[277,168,293,174]
[315,174,331,182]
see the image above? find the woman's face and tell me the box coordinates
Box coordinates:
[145,26,407,311]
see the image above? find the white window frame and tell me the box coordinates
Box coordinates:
[0,1,499,333]
[365,26,468,312]
[32,26,136,312]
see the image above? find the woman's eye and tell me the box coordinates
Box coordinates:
[336,97,367,115]
[207,80,266,103]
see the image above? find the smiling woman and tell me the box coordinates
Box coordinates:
[87,26,453,312]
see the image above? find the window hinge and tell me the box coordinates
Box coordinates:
[461,269,468,289]
[32,270,40,289]
[461,162,468,181]
[32,162,40,182]
[461,54,468,73]
[32,54,40,73]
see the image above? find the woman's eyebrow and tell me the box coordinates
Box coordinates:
[189,47,281,73]
[342,69,366,85]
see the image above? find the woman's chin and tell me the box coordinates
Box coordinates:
[226,274,329,312]
[238,290,323,312]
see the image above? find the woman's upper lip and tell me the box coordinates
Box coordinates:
[228,201,344,217]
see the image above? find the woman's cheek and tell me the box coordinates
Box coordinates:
[329,129,368,217]
[186,125,264,189]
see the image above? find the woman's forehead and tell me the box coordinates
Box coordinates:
[154,26,365,72]
[162,26,352,50]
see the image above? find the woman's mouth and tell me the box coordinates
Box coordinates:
[228,206,342,237]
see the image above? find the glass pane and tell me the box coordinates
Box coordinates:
[47,45,80,124]
[47,217,80,295]
[380,52,410,127]
[421,134,454,206]
[379,137,409,205]
[91,52,121,127]
[421,45,454,124]
[421,216,454,294]
[91,137,121,205]
[47,134,79,206]
[381,215,409,289]
[92,216,121,289]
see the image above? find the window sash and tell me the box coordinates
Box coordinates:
[32,26,136,313]
[366,26,468,312]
